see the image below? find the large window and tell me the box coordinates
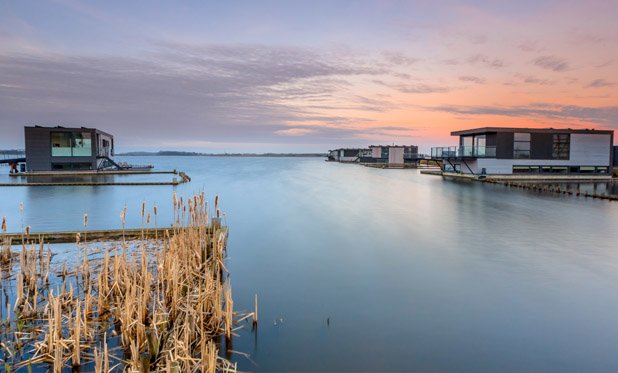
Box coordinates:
[513,133,530,159]
[474,135,486,156]
[552,134,570,160]
[51,132,92,157]
[51,132,73,156]
[461,136,473,156]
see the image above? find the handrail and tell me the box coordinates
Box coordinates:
[431,146,496,159]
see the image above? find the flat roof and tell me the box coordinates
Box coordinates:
[369,145,417,148]
[26,126,113,138]
[451,127,614,136]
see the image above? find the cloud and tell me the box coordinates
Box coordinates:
[587,79,615,88]
[533,55,569,72]
[466,54,504,68]
[459,76,485,84]
[425,103,618,126]
[442,58,460,65]
[518,40,543,53]
[0,42,397,148]
[381,51,419,66]
[275,128,316,136]
[373,79,449,94]
[512,74,552,85]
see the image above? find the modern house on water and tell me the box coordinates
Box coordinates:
[431,127,614,176]
[328,145,420,166]
[24,126,116,171]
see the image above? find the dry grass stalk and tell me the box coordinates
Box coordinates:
[1,193,242,372]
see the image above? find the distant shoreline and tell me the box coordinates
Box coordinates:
[116,151,326,157]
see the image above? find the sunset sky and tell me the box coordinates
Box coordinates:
[1,0,617,152]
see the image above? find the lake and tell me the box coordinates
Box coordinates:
[2,156,618,371]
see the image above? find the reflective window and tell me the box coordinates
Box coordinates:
[461,136,473,156]
[513,133,530,159]
[51,132,93,157]
[51,132,72,156]
[72,133,92,156]
[552,134,570,160]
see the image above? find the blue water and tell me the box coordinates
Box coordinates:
[2,157,618,371]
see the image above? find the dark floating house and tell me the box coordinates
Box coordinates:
[431,127,614,176]
[328,145,421,166]
[24,126,117,171]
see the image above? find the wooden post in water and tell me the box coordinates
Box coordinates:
[253,294,259,326]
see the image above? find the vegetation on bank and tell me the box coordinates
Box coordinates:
[0,194,252,371]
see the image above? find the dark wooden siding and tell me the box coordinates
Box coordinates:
[24,127,99,171]
[25,127,53,171]
[495,132,514,159]
[530,133,553,159]
[485,133,497,147]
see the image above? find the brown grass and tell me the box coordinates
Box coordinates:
[0,193,249,372]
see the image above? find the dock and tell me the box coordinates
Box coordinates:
[0,170,191,187]
[2,225,224,245]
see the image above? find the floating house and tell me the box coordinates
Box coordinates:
[431,127,614,176]
[327,148,371,162]
[24,126,116,171]
[328,145,421,166]
[364,145,419,166]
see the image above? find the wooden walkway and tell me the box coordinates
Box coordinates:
[0,171,191,187]
[0,181,180,187]
[3,227,174,245]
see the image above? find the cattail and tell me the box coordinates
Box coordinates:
[1,216,6,233]
[83,213,88,228]
[74,301,81,367]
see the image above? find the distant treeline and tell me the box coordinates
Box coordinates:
[116,151,327,157]
[0,149,25,154]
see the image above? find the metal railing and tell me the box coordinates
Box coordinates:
[431,146,496,159]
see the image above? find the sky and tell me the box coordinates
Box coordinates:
[0,0,617,153]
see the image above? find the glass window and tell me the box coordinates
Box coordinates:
[513,166,530,173]
[474,135,486,156]
[381,147,389,158]
[551,166,568,173]
[514,133,531,141]
[51,131,93,157]
[513,133,530,159]
[461,136,473,156]
[72,132,92,156]
[552,133,569,160]
[51,132,73,156]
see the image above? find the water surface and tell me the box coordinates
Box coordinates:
[1,157,618,372]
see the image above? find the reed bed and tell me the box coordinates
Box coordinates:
[0,193,251,372]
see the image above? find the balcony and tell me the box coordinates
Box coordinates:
[431,146,496,159]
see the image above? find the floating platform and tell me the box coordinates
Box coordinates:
[3,225,225,245]
[9,170,176,177]
[439,172,614,182]
[0,170,191,187]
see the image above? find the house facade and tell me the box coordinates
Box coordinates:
[25,126,114,171]
[431,127,614,175]
[364,145,419,165]
[327,148,371,162]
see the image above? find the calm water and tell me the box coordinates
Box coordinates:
[2,157,618,372]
